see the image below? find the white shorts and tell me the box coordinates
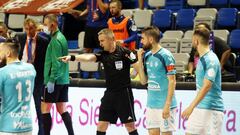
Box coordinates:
[186,108,224,135]
[0,131,32,135]
[146,107,176,132]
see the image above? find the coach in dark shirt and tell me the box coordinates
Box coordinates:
[188,36,231,74]
[60,28,139,135]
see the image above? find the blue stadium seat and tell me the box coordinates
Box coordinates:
[229,29,240,65]
[230,0,240,7]
[217,8,238,29]
[209,0,229,7]
[152,9,173,31]
[165,0,185,12]
[176,9,196,30]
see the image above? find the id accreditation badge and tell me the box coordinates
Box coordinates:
[115,61,123,70]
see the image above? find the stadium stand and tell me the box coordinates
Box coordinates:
[194,8,217,29]
[173,53,190,73]
[121,9,134,18]
[213,29,230,42]
[160,30,184,53]
[216,8,238,29]
[187,0,207,6]
[148,0,166,8]
[175,8,196,30]
[209,0,229,8]
[133,9,153,29]
[152,9,173,31]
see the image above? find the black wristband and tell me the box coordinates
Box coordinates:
[70,55,76,61]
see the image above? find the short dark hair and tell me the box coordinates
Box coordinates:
[1,38,21,56]
[110,0,122,9]
[44,14,58,24]
[141,26,161,42]
[24,18,37,28]
[195,23,211,31]
[193,27,210,45]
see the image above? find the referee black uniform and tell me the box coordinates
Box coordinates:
[95,45,137,124]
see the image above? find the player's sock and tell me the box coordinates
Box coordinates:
[129,130,139,135]
[96,131,106,135]
[61,112,74,135]
[42,113,52,135]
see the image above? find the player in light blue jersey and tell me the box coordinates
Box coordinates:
[0,40,36,135]
[137,26,177,135]
[182,25,224,135]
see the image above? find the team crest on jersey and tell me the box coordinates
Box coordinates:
[207,68,215,77]
[115,61,123,70]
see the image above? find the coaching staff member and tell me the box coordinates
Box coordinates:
[60,28,139,135]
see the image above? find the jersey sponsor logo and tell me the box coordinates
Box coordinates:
[112,28,124,33]
[115,61,123,70]
[207,68,216,77]
[13,121,31,129]
[130,25,137,32]
[148,81,160,91]
[128,116,132,120]
[10,110,31,118]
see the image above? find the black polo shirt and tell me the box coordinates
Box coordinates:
[95,45,137,92]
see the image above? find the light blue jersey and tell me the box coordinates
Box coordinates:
[0,62,36,133]
[144,48,177,109]
[195,51,224,112]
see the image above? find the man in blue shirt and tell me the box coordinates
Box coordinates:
[137,26,177,135]
[0,40,36,135]
[182,25,224,135]
[68,0,110,53]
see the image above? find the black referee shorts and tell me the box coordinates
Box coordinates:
[41,84,68,103]
[99,87,136,124]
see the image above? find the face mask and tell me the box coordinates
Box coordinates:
[43,26,51,35]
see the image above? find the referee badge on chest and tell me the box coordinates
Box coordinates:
[115,61,123,70]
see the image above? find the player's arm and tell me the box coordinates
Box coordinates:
[162,75,176,119]
[97,0,109,14]
[137,49,148,85]
[182,79,212,119]
[68,5,89,18]
[60,53,97,62]
[123,19,138,44]
[220,49,231,70]
[163,55,177,119]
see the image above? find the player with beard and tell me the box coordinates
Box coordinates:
[0,40,36,135]
[182,26,224,135]
[137,26,177,135]
[108,0,137,51]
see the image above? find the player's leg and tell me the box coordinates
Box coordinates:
[33,84,44,135]
[97,92,116,135]
[209,110,224,135]
[185,108,211,135]
[41,86,54,135]
[118,88,138,135]
[56,84,74,135]
[41,102,53,135]
[148,128,160,135]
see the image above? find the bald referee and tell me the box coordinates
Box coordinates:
[60,28,139,135]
